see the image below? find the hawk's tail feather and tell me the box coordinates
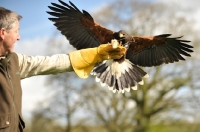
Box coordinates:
[91,59,149,93]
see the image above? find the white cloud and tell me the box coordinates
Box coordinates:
[21,76,48,119]
[15,36,49,55]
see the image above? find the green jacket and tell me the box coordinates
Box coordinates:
[0,53,25,132]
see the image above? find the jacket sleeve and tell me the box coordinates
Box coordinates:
[16,53,73,79]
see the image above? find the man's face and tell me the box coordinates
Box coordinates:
[2,21,20,55]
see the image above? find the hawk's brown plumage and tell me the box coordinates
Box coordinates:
[47,0,193,93]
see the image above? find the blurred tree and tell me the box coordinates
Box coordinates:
[81,82,135,132]
[31,108,65,132]
[86,0,200,132]
[30,72,90,132]
[30,0,200,132]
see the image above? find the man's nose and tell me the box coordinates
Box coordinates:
[17,33,20,40]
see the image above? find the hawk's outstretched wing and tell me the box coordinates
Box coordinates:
[126,34,193,67]
[47,0,114,50]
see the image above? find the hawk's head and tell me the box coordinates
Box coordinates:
[114,30,132,48]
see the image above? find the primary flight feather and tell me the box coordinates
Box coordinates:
[47,0,193,93]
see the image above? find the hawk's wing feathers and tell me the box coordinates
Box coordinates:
[47,0,114,50]
[126,34,193,67]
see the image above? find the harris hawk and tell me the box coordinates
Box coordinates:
[47,0,193,93]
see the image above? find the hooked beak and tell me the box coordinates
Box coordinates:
[119,33,124,38]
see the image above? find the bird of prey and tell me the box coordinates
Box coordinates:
[47,0,193,93]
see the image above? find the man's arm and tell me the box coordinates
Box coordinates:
[17,42,125,79]
[17,53,73,79]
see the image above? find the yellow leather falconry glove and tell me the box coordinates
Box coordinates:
[68,42,125,78]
